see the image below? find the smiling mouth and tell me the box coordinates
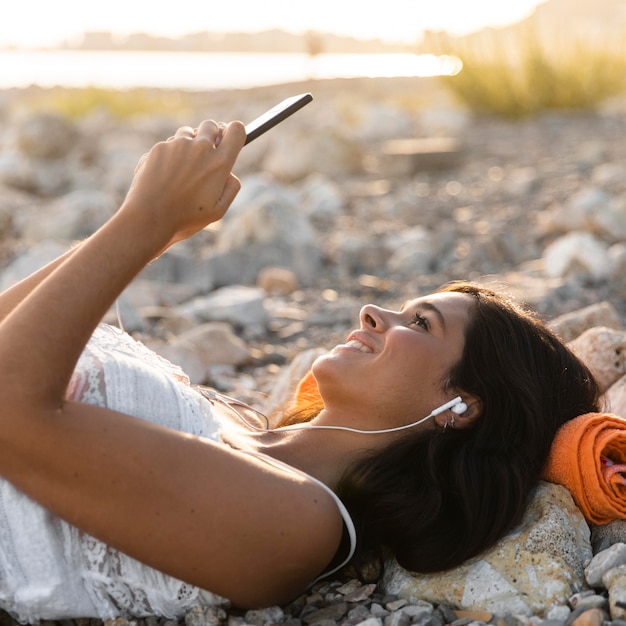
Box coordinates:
[343,339,374,353]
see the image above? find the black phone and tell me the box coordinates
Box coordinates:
[244,93,313,145]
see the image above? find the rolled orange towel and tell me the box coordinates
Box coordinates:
[293,370,322,409]
[544,412,626,525]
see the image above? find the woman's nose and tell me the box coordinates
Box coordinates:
[359,304,389,331]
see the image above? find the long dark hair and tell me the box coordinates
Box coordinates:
[333,281,602,573]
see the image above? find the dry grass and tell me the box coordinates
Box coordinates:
[430,28,626,119]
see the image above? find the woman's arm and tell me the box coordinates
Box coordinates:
[0,246,78,323]
[0,121,343,606]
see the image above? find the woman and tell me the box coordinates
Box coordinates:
[0,120,601,622]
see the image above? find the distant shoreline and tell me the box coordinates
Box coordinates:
[0,28,417,55]
[0,50,454,92]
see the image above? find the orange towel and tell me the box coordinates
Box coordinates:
[293,370,322,410]
[543,412,626,525]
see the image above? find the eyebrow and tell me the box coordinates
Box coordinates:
[401,300,447,332]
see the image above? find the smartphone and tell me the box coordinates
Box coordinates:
[244,93,313,145]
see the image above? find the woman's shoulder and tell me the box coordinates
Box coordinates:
[224,449,346,606]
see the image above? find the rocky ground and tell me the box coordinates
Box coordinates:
[1,76,626,625]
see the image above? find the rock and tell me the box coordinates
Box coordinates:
[184,605,227,626]
[19,189,117,241]
[602,564,626,620]
[265,130,364,182]
[327,231,390,277]
[243,606,285,625]
[569,607,607,626]
[15,112,78,159]
[148,322,249,384]
[381,482,591,617]
[379,137,464,176]
[592,162,626,189]
[591,521,626,555]
[550,301,622,343]
[214,181,324,286]
[0,239,67,291]
[302,602,348,623]
[354,103,415,143]
[386,227,434,275]
[0,151,36,192]
[606,375,626,417]
[257,266,299,295]
[542,231,613,282]
[300,173,346,227]
[585,543,626,587]
[568,327,626,392]
[174,286,268,331]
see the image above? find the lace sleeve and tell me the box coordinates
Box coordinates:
[60,324,227,618]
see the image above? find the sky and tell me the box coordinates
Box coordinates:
[1,0,547,48]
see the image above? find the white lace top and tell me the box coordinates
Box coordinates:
[0,324,226,623]
[0,324,357,624]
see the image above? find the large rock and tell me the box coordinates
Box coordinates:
[550,301,622,343]
[15,112,78,159]
[382,482,591,617]
[542,231,613,282]
[568,327,626,392]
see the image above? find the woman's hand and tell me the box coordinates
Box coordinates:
[122,119,246,253]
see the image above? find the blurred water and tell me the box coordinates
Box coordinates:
[0,50,461,90]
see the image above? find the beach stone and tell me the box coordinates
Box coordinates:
[300,173,345,226]
[0,187,19,235]
[148,321,249,384]
[0,239,67,291]
[213,182,323,286]
[354,102,414,142]
[243,605,285,625]
[379,137,464,176]
[569,593,608,612]
[585,543,626,587]
[569,607,606,626]
[542,231,613,282]
[545,604,571,621]
[386,227,434,275]
[609,243,626,293]
[15,112,78,159]
[549,301,622,343]
[591,520,626,553]
[257,266,299,295]
[0,151,36,192]
[541,188,610,234]
[605,375,626,417]
[184,605,227,626]
[327,231,390,276]
[20,189,117,241]
[174,285,268,330]
[265,130,363,181]
[568,327,626,392]
[381,482,591,617]
[602,564,626,620]
[592,162,626,188]
[302,602,348,623]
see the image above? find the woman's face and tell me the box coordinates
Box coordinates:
[311,291,474,431]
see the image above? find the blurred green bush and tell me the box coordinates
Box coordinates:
[24,87,194,119]
[431,29,626,118]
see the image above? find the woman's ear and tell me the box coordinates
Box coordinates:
[453,396,482,428]
[434,394,482,430]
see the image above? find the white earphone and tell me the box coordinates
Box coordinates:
[200,387,467,436]
[277,395,467,435]
[451,399,468,415]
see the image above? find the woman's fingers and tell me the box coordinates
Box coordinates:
[172,125,197,140]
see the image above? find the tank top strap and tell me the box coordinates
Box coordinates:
[239,450,357,582]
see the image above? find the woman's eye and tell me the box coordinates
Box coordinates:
[411,313,430,331]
